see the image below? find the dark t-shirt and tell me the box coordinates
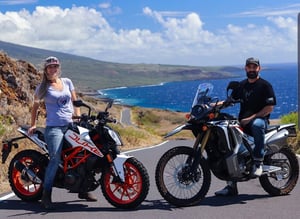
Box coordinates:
[232,78,276,120]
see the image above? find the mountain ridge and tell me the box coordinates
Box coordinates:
[0,40,239,92]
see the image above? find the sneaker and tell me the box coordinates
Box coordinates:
[215,185,238,196]
[78,192,97,202]
[252,164,263,177]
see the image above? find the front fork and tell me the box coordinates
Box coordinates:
[189,129,211,171]
[109,153,133,182]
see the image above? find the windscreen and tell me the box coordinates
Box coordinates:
[191,83,214,108]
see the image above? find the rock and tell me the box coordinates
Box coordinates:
[0,52,41,105]
[0,52,43,125]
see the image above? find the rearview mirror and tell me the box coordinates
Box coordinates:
[104,100,114,112]
[73,100,91,116]
[73,99,85,107]
[227,81,240,92]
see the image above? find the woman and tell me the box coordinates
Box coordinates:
[28,56,97,210]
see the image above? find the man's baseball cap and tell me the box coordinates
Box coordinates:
[245,57,260,66]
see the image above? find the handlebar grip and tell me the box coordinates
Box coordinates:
[106,117,116,123]
[72,116,82,119]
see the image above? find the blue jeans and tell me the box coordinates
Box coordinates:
[43,126,68,192]
[248,118,267,162]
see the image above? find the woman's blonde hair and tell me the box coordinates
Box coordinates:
[36,56,61,99]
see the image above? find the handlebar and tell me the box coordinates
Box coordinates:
[72,100,117,126]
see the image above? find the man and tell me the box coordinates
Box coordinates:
[215,57,276,196]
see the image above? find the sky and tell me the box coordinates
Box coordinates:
[0,0,299,66]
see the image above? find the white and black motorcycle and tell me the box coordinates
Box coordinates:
[155,81,299,207]
[2,100,149,209]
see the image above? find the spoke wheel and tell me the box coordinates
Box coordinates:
[155,146,211,207]
[259,146,299,196]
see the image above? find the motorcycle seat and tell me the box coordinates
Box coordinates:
[20,125,45,141]
[266,125,280,133]
[20,125,45,134]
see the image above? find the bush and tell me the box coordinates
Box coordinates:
[0,123,5,136]
[280,112,300,154]
[280,112,298,130]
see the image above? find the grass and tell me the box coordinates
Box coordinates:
[280,112,298,130]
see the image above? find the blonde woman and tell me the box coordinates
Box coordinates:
[28,56,96,210]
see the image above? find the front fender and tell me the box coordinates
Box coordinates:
[113,153,133,182]
[165,123,194,138]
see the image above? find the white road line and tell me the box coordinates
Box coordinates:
[123,140,169,153]
[0,192,15,201]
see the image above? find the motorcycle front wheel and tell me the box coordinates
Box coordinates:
[100,157,150,209]
[155,146,211,207]
[8,150,46,202]
[259,146,299,195]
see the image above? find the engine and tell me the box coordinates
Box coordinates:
[63,154,100,193]
[64,169,82,192]
[205,127,231,179]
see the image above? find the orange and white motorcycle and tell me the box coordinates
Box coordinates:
[2,100,149,209]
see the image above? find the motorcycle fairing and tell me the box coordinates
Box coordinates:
[18,126,48,152]
[65,129,104,157]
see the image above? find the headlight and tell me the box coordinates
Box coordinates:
[108,129,123,146]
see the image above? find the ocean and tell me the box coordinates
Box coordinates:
[98,63,298,119]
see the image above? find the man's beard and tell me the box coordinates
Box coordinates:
[247,71,258,79]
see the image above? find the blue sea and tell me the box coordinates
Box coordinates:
[98,63,298,119]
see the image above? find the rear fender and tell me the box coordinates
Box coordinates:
[278,123,297,137]
[2,136,25,164]
[266,129,289,153]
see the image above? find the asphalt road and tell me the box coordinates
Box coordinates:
[1,140,300,219]
[120,108,132,126]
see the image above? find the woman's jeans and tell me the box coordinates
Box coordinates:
[43,126,68,192]
[248,118,268,162]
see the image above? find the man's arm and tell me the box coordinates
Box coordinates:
[240,105,274,126]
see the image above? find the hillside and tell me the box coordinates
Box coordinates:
[0,52,43,127]
[0,40,240,92]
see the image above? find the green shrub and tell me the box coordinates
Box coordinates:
[0,123,5,136]
[0,115,14,136]
[280,112,298,130]
[280,112,300,154]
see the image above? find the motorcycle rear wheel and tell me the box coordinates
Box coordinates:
[259,146,299,195]
[8,150,45,202]
[155,146,211,207]
[100,157,149,209]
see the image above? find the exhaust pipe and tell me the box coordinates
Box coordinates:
[14,160,42,184]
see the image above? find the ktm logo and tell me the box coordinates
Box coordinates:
[68,132,103,157]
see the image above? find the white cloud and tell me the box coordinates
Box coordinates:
[232,3,300,17]
[98,2,110,9]
[0,6,297,66]
[0,0,37,5]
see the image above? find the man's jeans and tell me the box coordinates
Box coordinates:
[43,126,68,191]
[248,118,267,162]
